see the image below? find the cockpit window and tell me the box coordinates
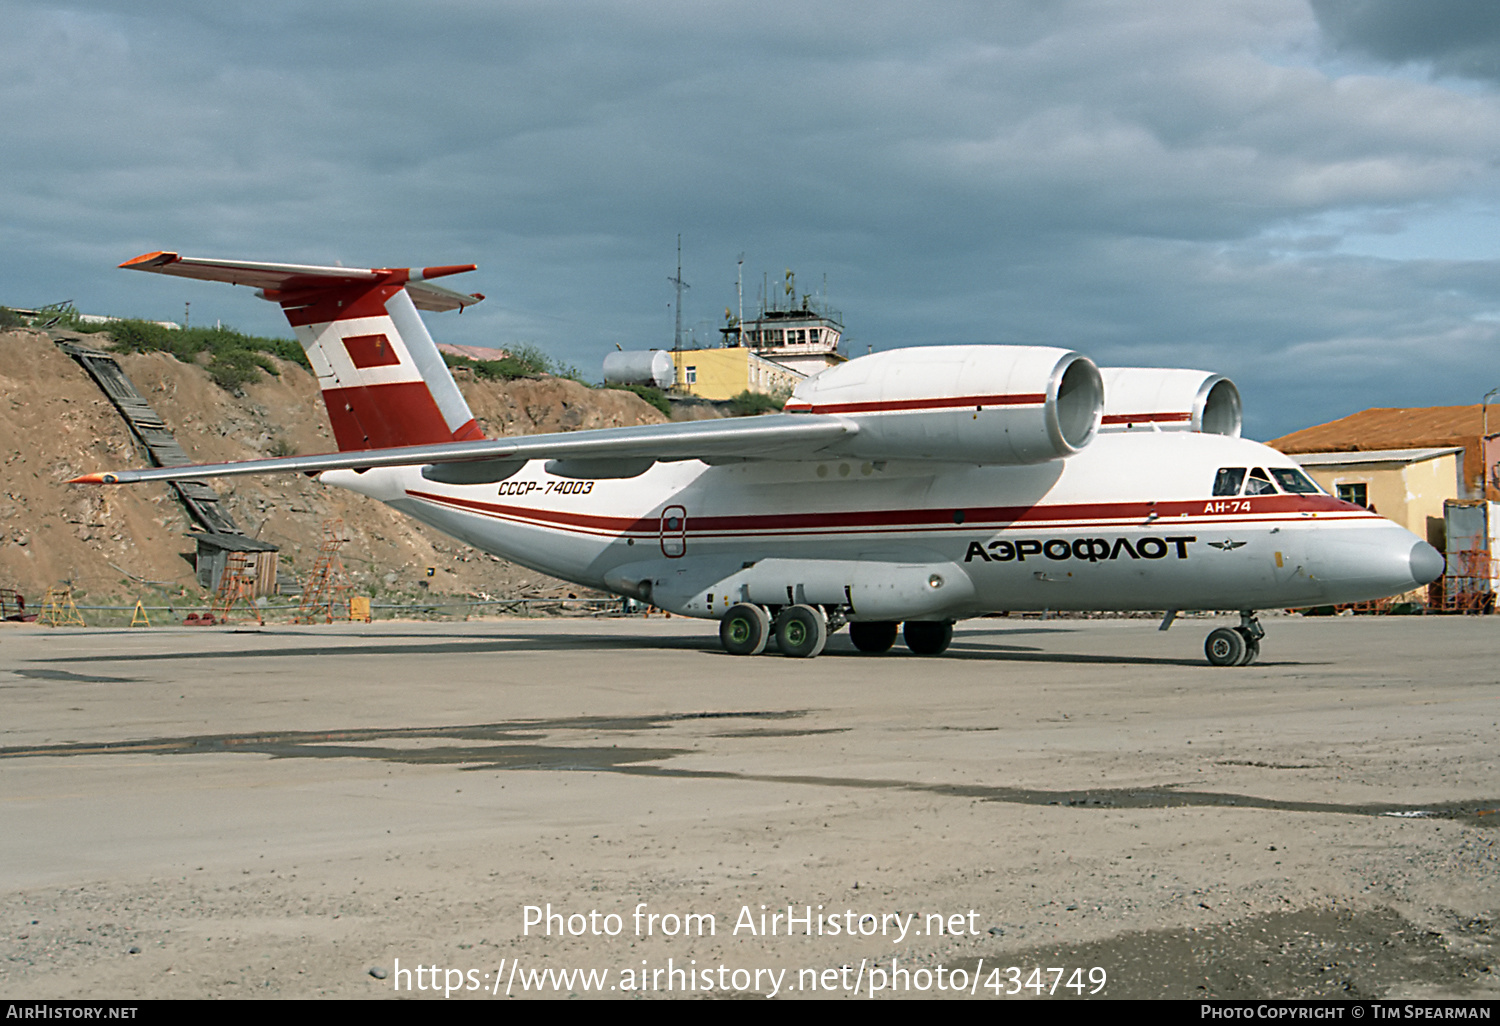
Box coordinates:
[1270,467,1320,494]
[1243,468,1278,496]
[1213,468,1246,496]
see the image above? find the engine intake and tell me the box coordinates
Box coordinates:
[1098,368,1242,436]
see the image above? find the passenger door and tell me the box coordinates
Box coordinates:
[660,505,687,558]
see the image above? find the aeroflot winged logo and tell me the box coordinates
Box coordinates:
[964,536,1196,563]
[1207,539,1247,551]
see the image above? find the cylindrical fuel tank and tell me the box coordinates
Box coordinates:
[603,350,674,389]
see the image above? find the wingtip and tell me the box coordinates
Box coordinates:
[119,251,179,270]
[420,264,478,281]
[68,473,118,485]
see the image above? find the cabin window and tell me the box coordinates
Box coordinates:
[1336,482,1368,507]
[1271,468,1321,494]
[1244,467,1278,496]
[1213,468,1246,496]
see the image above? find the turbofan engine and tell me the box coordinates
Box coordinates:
[786,345,1104,464]
[1097,368,1242,436]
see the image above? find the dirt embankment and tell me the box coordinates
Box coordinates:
[0,329,667,604]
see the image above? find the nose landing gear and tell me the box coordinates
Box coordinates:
[1205,611,1263,667]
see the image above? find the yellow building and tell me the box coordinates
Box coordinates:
[1269,403,1497,549]
[1289,448,1464,549]
[670,347,804,401]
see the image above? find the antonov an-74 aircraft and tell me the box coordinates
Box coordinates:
[74,252,1445,665]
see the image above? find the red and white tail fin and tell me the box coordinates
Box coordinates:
[121,252,487,451]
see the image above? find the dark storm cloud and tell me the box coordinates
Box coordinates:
[1311,0,1500,82]
[4,1,1500,438]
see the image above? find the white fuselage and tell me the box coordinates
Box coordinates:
[322,430,1431,620]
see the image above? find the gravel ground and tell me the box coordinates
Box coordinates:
[0,615,1495,1000]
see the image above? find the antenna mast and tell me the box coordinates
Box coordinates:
[669,234,690,350]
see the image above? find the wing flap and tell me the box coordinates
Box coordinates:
[71,414,858,485]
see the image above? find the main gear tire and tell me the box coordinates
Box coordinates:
[903,620,953,656]
[719,603,771,656]
[849,620,899,653]
[774,604,828,658]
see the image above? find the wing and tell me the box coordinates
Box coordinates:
[70,414,859,485]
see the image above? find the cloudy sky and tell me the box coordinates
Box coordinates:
[6,0,1500,438]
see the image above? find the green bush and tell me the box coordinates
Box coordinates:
[442,343,574,382]
[105,319,306,393]
[728,390,786,417]
[206,348,269,392]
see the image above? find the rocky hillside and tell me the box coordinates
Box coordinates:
[0,328,668,605]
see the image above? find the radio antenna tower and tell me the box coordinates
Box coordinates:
[669,234,690,350]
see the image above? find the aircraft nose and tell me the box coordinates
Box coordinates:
[1409,540,1445,585]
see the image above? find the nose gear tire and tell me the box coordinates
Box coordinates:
[1235,627,1260,666]
[1206,626,1248,666]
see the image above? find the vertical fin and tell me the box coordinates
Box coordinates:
[286,285,482,451]
[118,253,487,452]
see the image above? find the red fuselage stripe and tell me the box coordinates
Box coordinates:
[1100,412,1192,424]
[405,489,1368,537]
[783,392,1046,415]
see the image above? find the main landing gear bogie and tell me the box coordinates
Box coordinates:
[1205,611,1263,667]
[718,606,954,658]
[720,602,830,658]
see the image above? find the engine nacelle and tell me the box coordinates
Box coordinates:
[1098,368,1242,436]
[786,345,1103,464]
